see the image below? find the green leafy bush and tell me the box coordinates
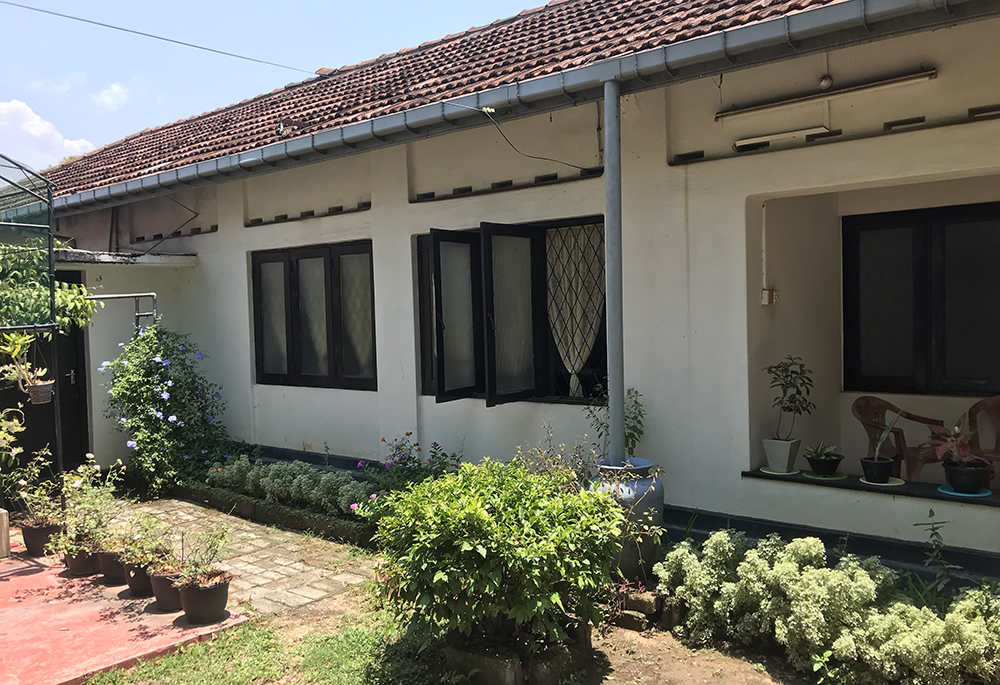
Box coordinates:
[363,434,461,491]
[105,321,244,495]
[374,459,625,648]
[47,455,126,556]
[206,456,370,519]
[654,530,1000,684]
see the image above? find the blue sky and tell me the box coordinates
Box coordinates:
[0,0,535,171]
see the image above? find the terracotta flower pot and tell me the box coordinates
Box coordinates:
[21,523,60,556]
[179,578,231,624]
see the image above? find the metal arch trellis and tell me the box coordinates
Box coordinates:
[0,152,65,475]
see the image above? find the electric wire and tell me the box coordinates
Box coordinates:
[0,1,314,74]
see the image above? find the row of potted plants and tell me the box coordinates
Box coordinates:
[14,452,233,624]
[761,356,992,493]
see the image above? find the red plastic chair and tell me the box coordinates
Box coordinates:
[968,396,1000,480]
[851,396,944,480]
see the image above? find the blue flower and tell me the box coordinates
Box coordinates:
[118,342,125,347]
[147,408,156,416]
[126,440,137,449]
[204,459,210,465]
[178,344,186,351]
[178,420,185,427]
[166,380,173,387]
[160,391,170,400]
[168,415,177,423]
[224,454,230,460]
[183,455,189,460]
[194,352,203,360]
[153,356,161,363]
[208,416,217,425]
[179,442,185,447]
[214,392,222,400]
[155,411,163,419]
[162,359,170,366]
[201,450,207,454]
[100,360,110,367]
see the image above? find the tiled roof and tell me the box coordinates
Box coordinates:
[45,0,839,197]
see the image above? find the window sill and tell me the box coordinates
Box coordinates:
[743,468,1000,508]
[419,392,595,406]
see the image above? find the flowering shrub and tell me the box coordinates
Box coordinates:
[374,459,625,648]
[363,433,461,492]
[105,321,242,495]
[7,448,61,526]
[47,455,126,556]
[654,530,1000,684]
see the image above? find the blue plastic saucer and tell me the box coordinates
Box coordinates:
[937,484,992,498]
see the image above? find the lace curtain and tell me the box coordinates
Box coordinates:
[546,223,605,397]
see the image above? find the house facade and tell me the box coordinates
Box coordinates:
[21,0,1000,553]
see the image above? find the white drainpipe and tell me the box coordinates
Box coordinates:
[603,80,626,466]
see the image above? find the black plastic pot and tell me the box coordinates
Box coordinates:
[21,523,60,556]
[124,562,154,598]
[944,461,991,494]
[150,573,183,612]
[97,551,127,585]
[861,457,894,484]
[64,551,101,576]
[179,578,231,624]
[806,455,844,477]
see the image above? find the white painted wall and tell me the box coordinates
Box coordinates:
[58,16,1000,552]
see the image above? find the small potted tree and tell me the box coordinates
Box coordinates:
[762,356,815,473]
[11,450,62,556]
[174,529,233,624]
[929,415,991,495]
[148,549,184,612]
[802,442,844,477]
[117,513,172,598]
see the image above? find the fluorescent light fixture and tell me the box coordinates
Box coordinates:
[733,126,830,152]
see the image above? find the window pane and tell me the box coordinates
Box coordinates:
[943,220,1000,382]
[492,234,534,394]
[259,261,288,375]
[339,253,374,378]
[858,227,914,377]
[439,241,476,391]
[297,257,328,376]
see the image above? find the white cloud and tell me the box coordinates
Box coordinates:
[91,82,129,111]
[30,72,88,95]
[0,100,94,171]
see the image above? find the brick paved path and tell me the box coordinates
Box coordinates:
[134,499,375,615]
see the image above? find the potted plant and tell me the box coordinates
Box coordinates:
[148,552,184,612]
[46,455,125,576]
[117,513,172,598]
[0,332,54,404]
[803,442,844,477]
[762,356,815,473]
[929,415,991,494]
[860,413,900,484]
[174,529,233,624]
[10,450,62,556]
[96,525,128,586]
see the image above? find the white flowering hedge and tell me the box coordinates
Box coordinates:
[655,531,1000,685]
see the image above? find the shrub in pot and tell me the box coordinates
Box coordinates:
[118,513,172,598]
[174,528,232,624]
[373,459,624,662]
[929,415,991,494]
[147,554,184,612]
[860,413,900,484]
[46,455,125,575]
[7,449,62,556]
[802,442,844,477]
[762,356,815,473]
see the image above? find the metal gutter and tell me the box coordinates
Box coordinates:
[31,0,1000,217]
[55,249,199,267]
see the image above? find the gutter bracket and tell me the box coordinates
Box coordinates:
[440,102,457,126]
[339,128,357,149]
[514,82,531,110]
[402,111,420,135]
[631,54,651,85]
[370,121,387,143]
[560,73,577,104]
[784,16,801,50]
[661,47,676,78]
[722,31,737,65]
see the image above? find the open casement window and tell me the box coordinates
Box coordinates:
[430,229,485,401]
[481,223,547,406]
[252,241,376,390]
[426,216,606,405]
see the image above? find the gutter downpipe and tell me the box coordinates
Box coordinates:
[604,80,626,467]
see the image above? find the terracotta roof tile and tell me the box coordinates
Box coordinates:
[45,0,842,197]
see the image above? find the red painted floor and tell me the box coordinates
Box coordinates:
[0,553,247,685]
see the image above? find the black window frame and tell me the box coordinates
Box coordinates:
[251,240,377,391]
[843,201,1000,397]
[417,215,607,405]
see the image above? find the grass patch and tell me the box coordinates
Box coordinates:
[86,621,288,685]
